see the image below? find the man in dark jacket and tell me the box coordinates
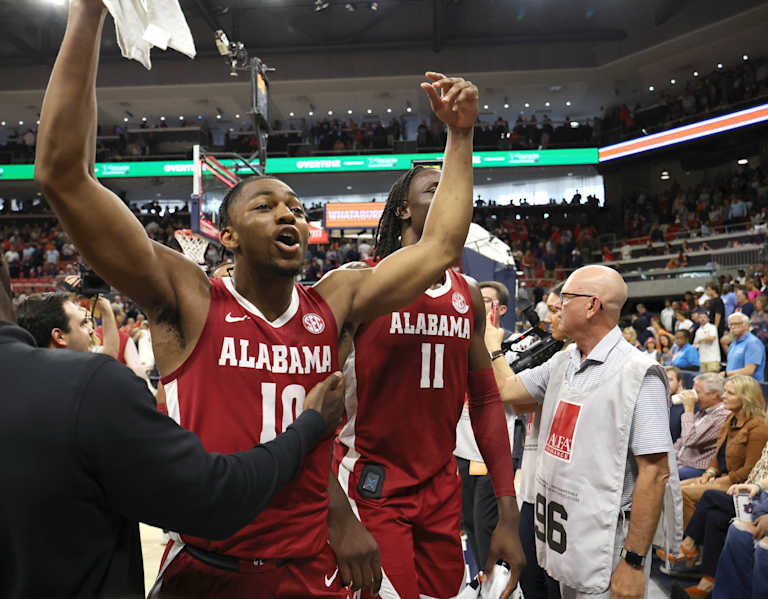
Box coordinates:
[0,253,344,598]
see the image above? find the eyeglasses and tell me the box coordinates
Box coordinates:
[559,292,603,310]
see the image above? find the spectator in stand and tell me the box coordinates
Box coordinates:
[721,284,738,321]
[693,309,721,373]
[673,373,730,480]
[746,277,763,302]
[706,283,726,338]
[725,312,766,382]
[622,326,642,350]
[620,242,632,262]
[644,337,661,362]
[750,295,768,345]
[735,287,755,317]
[675,310,694,333]
[663,436,768,598]
[661,299,676,333]
[672,329,700,370]
[711,456,768,599]
[650,314,671,341]
[666,365,688,442]
[660,335,675,366]
[679,375,768,527]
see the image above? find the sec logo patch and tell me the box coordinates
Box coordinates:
[452,292,469,314]
[303,313,326,334]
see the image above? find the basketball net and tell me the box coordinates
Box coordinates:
[174,229,209,265]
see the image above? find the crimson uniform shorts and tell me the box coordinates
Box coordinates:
[337,459,464,599]
[150,540,350,599]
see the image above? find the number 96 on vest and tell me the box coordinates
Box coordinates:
[535,493,568,554]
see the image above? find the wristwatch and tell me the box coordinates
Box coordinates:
[620,547,645,570]
[490,350,505,361]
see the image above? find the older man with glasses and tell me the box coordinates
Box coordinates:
[725,312,766,382]
[492,265,678,599]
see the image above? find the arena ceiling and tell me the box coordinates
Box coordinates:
[0,0,767,127]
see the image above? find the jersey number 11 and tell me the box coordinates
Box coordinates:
[420,343,445,389]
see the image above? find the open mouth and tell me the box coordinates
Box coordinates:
[275,227,300,253]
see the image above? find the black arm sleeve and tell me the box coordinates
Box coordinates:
[74,358,327,540]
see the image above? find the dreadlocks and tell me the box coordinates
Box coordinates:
[373,166,427,260]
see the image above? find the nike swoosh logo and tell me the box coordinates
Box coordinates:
[324,568,339,587]
[225,313,249,323]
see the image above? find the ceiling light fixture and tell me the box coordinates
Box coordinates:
[503,103,509,109]
[367,108,372,114]
[565,100,571,106]
[649,85,655,91]
[738,158,748,165]
[328,110,333,115]
[743,54,749,61]
[369,2,379,10]
[314,0,330,12]
[347,109,353,114]
[670,79,676,84]
[693,71,699,77]
[289,111,295,117]
[717,63,723,69]
[160,116,165,121]
[309,111,314,116]
[387,108,392,113]
[524,102,530,108]
[235,114,240,118]
[344,2,356,11]
[544,101,550,107]
[179,115,184,120]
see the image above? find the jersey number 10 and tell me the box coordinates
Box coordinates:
[420,343,445,389]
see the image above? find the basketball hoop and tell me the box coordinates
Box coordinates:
[174,229,209,265]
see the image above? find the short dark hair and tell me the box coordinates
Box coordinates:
[17,293,73,348]
[479,281,510,307]
[217,175,282,229]
[665,365,683,382]
[706,281,720,294]
[676,328,691,342]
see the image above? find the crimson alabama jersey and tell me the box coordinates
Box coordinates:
[161,276,339,558]
[335,269,474,494]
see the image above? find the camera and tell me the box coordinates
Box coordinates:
[63,263,111,298]
[503,304,563,373]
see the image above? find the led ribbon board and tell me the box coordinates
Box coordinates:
[598,103,768,162]
[0,148,598,181]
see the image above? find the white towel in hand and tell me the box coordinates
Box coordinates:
[102,0,196,70]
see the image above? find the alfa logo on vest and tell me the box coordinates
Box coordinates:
[544,401,582,462]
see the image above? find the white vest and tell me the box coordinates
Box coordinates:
[534,347,668,594]
[519,409,541,505]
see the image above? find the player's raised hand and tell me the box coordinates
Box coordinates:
[303,372,346,437]
[420,72,478,131]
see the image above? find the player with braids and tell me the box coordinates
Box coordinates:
[335,163,524,596]
[373,166,427,260]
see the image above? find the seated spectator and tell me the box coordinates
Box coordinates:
[667,365,687,442]
[725,312,766,382]
[711,473,768,599]
[673,373,730,480]
[680,375,768,527]
[692,309,721,373]
[662,438,768,598]
[672,329,700,370]
[736,288,755,317]
[650,314,671,341]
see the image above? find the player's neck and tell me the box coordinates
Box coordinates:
[232,269,295,321]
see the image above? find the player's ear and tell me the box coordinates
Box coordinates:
[397,201,411,222]
[219,226,239,251]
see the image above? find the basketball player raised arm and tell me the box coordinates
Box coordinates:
[36,2,476,593]
[36,1,475,376]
